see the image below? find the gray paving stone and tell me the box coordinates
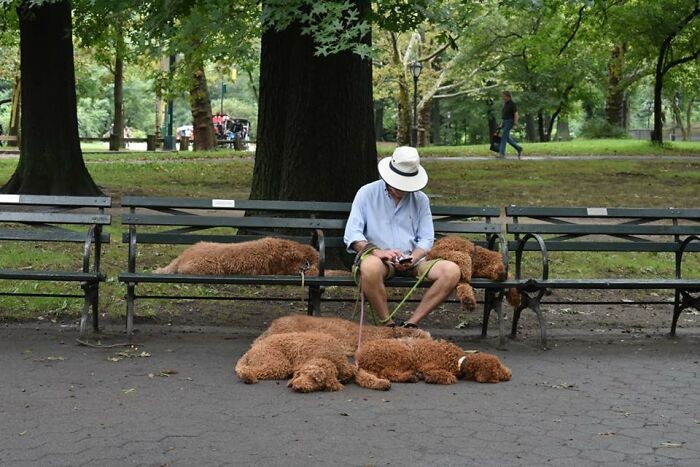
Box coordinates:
[2,324,700,466]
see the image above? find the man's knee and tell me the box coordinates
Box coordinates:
[360,255,388,281]
[433,260,461,286]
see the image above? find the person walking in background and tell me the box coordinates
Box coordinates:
[499,90,523,159]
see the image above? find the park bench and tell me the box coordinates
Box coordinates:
[118,196,512,342]
[0,195,111,336]
[497,206,700,349]
[0,135,18,146]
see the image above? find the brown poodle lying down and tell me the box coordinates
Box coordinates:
[356,338,512,384]
[426,235,520,311]
[155,237,348,276]
[235,332,391,392]
[256,315,431,356]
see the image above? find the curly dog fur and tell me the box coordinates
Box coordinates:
[256,315,431,356]
[356,338,512,384]
[426,235,520,311]
[235,332,391,392]
[155,237,348,276]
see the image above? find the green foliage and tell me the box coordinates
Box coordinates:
[579,117,627,139]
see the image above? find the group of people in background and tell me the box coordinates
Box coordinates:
[212,113,249,144]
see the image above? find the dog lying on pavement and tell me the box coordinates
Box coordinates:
[356,337,512,384]
[256,315,431,356]
[235,331,391,392]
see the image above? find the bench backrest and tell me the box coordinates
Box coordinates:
[0,194,111,243]
[121,196,502,248]
[506,206,700,252]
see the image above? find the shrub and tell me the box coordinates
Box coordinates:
[579,117,627,139]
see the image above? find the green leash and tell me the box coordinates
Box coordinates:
[351,255,441,325]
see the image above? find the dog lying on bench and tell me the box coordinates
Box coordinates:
[256,315,431,356]
[235,331,391,392]
[426,235,520,311]
[356,337,512,384]
[155,237,347,276]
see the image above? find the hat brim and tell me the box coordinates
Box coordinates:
[377,157,428,192]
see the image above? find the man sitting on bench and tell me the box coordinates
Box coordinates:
[344,146,460,328]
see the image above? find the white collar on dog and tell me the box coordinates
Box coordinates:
[458,355,467,372]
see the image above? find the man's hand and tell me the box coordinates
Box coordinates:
[371,248,403,262]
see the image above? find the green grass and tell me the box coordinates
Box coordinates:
[378,139,700,157]
[0,152,698,322]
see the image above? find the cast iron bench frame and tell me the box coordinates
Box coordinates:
[500,206,700,349]
[118,196,512,342]
[0,195,111,336]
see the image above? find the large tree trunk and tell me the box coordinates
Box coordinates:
[524,113,536,142]
[651,63,665,144]
[2,1,101,195]
[112,48,125,150]
[430,98,440,145]
[418,99,431,147]
[190,65,216,150]
[251,1,376,202]
[8,77,20,147]
[605,44,626,129]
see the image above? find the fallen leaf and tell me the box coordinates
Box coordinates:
[660,442,684,448]
[121,388,136,394]
[19,431,27,436]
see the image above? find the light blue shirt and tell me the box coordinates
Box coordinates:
[344,180,435,255]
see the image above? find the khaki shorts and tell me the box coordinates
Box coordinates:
[383,258,438,279]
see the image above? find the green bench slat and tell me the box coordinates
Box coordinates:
[507,223,700,236]
[520,279,700,289]
[433,222,502,234]
[0,212,111,225]
[0,195,111,208]
[0,270,105,281]
[121,233,317,245]
[507,206,700,219]
[506,240,700,252]
[0,229,110,243]
[121,214,346,229]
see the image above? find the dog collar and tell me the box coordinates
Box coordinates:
[458,356,467,373]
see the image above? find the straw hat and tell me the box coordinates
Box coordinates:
[377,146,428,192]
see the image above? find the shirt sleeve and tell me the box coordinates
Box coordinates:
[344,189,368,253]
[414,194,434,251]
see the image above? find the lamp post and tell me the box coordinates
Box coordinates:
[410,60,423,147]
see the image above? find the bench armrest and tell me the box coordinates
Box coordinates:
[515,233,549,281]
[488,233,510,277]
[128,225,137,273]
[677,235,699,279]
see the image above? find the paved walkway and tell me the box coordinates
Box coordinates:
[1,322,699,466]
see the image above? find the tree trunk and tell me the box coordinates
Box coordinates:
[605,44,626,129]
[374,100,385,141]
[396,84,411,146]
[556,116,570,141]
[418,99,431,147]
[8,77,20,147]
[112,48,124,150]
[525,113,536,142]
[651,62,664,144]
[2,1,101,195]
[190,65,216,150]
[250,1,377,202]
[537,111,546,142]
[430,98,440,145]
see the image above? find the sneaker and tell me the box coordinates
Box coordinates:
[517,148,523,159]
[401,322,418,329]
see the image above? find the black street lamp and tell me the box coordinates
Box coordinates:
[410,60,423,147]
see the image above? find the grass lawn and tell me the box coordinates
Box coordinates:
[0,151,697,323]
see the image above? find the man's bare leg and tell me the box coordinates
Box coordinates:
[405,260,460,325]
[359,256,393,324]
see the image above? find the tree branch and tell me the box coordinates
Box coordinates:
[558,5,586,56]
[434,83,499,100]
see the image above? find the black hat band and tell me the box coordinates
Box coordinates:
[389,161,419,177]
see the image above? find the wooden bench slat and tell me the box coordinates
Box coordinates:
[122,233,317,245]
[506,240,700,252]
[0,229,110,243]
[121,214,346,229]
[0,212,111,225]
[522,279,700,289]
[0,195,111,207]
[433,222,502,233]
[506,206,700,219]
[0,270,105,281]
[507,223,700,235]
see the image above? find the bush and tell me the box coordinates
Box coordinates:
[579,117,627,139]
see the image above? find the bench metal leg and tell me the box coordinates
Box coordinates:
[671,290,700,337]
[80,283,99,337]
[126,284,135,338]
[307,286,322,316]
[510,292,549,350]
[481,291,493,338]
[481,291,508,350]
[92,285,100,333]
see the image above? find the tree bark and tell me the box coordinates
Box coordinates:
[251,1,377,202]
[430,98,440,145]
[112,47,125,150]
[605,44,626,129]
[524,113,536,142]
[2,1,101,195]
[189,65,216,151]
[418,98,431,147]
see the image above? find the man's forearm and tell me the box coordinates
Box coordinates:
[351,240,368,254]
